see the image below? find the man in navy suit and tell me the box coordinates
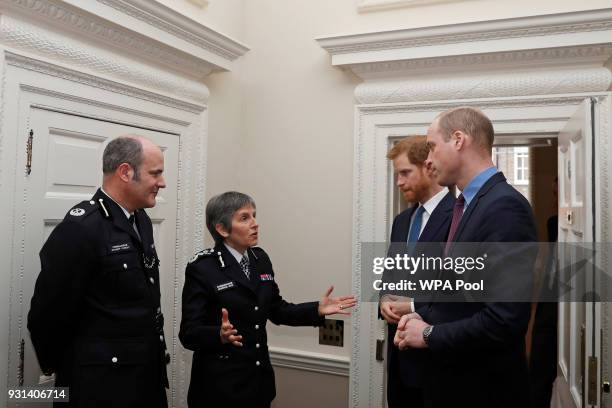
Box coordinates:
[394,107,537,408]
[380,136,454,408]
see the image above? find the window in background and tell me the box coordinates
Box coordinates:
[492,146,531,203]
[514,147,529,185]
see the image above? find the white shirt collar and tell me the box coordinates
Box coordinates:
[224,243,248,264]
[420,187,449,216]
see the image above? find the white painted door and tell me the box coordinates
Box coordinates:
[9,106,179,407]
[556,98,598,408]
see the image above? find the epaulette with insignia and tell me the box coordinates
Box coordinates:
[65,199,100,221]
[189,248,215,264]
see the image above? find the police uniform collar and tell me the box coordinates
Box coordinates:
[224,243,248,264]
[100,188,134,220]
[216,244,259,294]
[94,189,142,244]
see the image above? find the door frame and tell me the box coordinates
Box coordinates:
[0,53,208,407]
[350,92,612,408]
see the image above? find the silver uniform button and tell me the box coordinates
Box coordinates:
[255,324,259,329]
[123,263,128,269]
[157,307,161,313]
[256,343,260,348]
[159,335,164,342]
[254,306,259,311]
[149,277,155,284]
[256,361,260,366]
[111,357,118,363]
[90,201,95,205]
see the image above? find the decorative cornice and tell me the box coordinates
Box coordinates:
[349,45,612,78]
[269,347,350,377]
[357,0,476,13]
[6,52,207,113]
[317,8,612,86]
[1,0,248,77]
[354,66,612,104]
[319,8,612,56]
[97,0,248,61]
[355,94,597,114]
[0,13,210,105]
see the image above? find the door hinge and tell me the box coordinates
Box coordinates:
[18,338,25,386]
[26,129,33,175]
[589,356,598,405]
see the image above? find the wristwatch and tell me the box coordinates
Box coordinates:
[422,325,434,346]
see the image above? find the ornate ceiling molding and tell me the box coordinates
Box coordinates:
[319,8,612,57]
[0,16,210,104]
[6,52,206,112]
[96,0,247,61]
[317,8,612,102]
[355,67,612,104]
[357,0,477,13]
[1,0,249,78]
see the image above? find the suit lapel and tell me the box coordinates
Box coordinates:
[419,192,454,242]
[135,210,154,256]
[396,206,416,243]
[453,172,506,244]
[247,248,262,292]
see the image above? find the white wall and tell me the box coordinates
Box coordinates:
[239,0,611,359]
[165,0,611,363]
[155,0,245,42]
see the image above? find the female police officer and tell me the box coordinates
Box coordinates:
[179,191,356,407]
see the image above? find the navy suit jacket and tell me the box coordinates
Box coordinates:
[421,172,537,408]
[384,191,454,388]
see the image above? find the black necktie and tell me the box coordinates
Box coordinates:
[128,214,140,240]
[240,256,250,280]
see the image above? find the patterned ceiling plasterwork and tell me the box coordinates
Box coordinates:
[317,8,612,103]
[1,0,248,78]
[0,16,210,104]
[357,0,478,13]
[97,0,247,61]
[319,8,612,55]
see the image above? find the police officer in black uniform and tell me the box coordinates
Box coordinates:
[179,191,356,408]
[28,135,169,408]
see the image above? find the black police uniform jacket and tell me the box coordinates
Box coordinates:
[27,189,168,408]
[179,244,324,407]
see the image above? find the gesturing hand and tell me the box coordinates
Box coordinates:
[220,308,243,347]
[318,286,357,316]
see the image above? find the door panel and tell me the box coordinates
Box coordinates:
[557,98,595,408]
[13,106,179,407]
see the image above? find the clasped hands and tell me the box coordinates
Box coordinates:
[380,295,429,349]
[393,312,429,349]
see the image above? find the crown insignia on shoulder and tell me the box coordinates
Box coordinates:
[189,248,215,264]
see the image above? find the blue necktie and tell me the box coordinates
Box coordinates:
[407,206,425,253]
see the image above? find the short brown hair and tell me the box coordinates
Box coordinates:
[387,136,429,166]
[436,107,494,149]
